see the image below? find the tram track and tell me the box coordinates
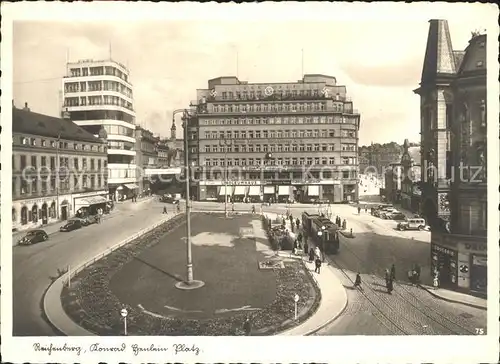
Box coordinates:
[334,233,477,335]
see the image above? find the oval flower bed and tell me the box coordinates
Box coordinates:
[61,213,321,335]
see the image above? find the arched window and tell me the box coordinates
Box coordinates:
[32,205,38,223]
[12,207,17,223]
[50,202,56,218]
[21,206,28,225]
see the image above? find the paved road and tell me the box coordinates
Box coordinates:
[12,199,169,336]
[192,201,486,335]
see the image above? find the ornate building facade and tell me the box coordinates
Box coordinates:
[415,20,487,295]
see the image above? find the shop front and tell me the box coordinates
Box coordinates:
[124,183,139,199]
[12,195,68,232]
[247,186,261,203]
[218,185,233,202]
[306,185,320,203]
[74,194,109,216]
[277,185,291,203]
[433,232,487,295]
[232,186,247,202]
[263,186,275,203]
[431,242,458,289]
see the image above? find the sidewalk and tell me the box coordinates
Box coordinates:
[262,212,348,335]
[418,284,487,310]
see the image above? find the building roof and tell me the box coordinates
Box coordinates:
[457,34,486,76]
[13,106,104,143]
[420,19,457,84]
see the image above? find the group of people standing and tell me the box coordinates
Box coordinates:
[335,215,347,230]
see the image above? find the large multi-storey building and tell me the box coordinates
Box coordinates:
[12,103,108,232]
[358,142,403,176]
[62,59,138,201]
[185,74,360,202]
[415,20,487,295]
[134,126,159,195]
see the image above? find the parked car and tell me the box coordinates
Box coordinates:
[160,194,180,204]
[18,229,48,245]
[82,215,99,225]
[397,218,428,231]
[373,206,394,217]
[371,204,393,216]
[389,212,407,221]
[380,208,399,219]
[60,219,83,232]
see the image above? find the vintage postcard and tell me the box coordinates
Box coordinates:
[1,2,499,363]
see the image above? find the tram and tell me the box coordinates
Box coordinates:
[301,212,340,254]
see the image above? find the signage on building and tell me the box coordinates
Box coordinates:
[18,197,56,206]
[291,179,321,185]
[461,242,487,253]
[431,243,457,258]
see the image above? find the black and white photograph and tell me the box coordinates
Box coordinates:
[1,2,498,363]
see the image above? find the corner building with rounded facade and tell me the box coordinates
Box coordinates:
[62,59,139,201]
[187,75,360,203]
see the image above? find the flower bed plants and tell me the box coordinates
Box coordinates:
[61,213,320,335]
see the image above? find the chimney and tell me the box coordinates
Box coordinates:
[23,102,30,111]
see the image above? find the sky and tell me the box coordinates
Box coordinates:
[9,2,496,146]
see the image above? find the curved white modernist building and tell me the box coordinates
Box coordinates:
[62,59,138,200]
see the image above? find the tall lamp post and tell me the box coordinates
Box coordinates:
[219,136,233,217]
[321,225,326,262]
[173,108,204,290]
[56,132,61,220]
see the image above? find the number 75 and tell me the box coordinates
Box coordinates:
[475,328,484,334]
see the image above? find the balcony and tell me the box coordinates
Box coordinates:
[64,102,135,114]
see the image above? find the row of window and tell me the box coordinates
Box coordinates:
[196,170,357,180]
[102,124,135,137]
[12,173,107,196]
[199,115,357,126]
[203,157,356,166]
[216,88,333,100]
[211,102,352,114]
[108,141,135,151]
[13,154,107,171]
[201,129,356,140]
[64,80,133,98]
[203,143,357,153]
[13,204,57,225]
[69,65,129,83]
[18,136,105,153]
[64,95,133,111]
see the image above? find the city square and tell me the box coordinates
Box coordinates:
[2,2,497,363]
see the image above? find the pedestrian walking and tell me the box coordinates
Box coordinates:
[163,206,167,214]
[390,263,396,281]
[358,206,361,214]
[314,246,321,260]
[297,232,303,244]
[296,218,300,229]
[314,258,322,274]
[354,272,362,289]
[308,247,315,262]
[243,316,252,336]
[304,241,309,257]
[387,278,394,294]
[342,219,347,230]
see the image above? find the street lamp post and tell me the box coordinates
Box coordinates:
[219,136,232,217]
[261,153,273,205]
[174,109,204,290]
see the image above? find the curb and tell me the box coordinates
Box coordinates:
[43,213,182,336]
[417,284,487,311]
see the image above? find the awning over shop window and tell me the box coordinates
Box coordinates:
[278,186,290,195]
[233,186,247,195]
[264,186,275,194]
[75,195,108,207]
[124,183,139,189]
[219,186,234,195]
[248,186,260,196]
[307,185,320,196]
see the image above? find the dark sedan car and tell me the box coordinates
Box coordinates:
[18,229,49,245]
[60,219,83,232]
